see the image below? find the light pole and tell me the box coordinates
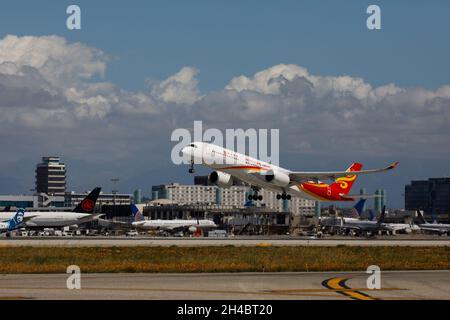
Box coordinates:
[111,178,119,220]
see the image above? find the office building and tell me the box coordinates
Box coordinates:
[405,178,450,215]
[35,156,66,195]
[374,189,386,213]
[133,189,142,204]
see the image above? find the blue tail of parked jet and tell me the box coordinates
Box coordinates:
[8,208,25,231]
[349,199,366,218]
[131,204,144,222]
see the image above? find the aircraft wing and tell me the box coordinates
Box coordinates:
[164,225,190,231]
[76,214,104,224]
[419,226,448,234]
[289,162,399,183]
[1,215,38,223]
[340,194,381,200]
[22,215,39,223]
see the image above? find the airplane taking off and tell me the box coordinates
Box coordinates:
[130,204,217,233]
[181,142,399,201]
[0,208,35,233]
[0,187,102,228]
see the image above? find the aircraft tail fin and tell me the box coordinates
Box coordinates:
[377,206,386,224]
[354,198,366,217]
[73,187,101,213]
[131,204,144,222]
[368,210,376,221]
[417,210,428,224]
[8,208,25,230]
[330,163,363,195]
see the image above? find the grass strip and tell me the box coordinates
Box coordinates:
[0,246,448,273]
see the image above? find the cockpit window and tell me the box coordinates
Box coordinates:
[189,143,198,148]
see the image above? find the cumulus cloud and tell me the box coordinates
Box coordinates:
[151,66,201,105]
[0,35,107,86]
[0,35,449,202]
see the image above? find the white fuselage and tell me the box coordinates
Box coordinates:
[132,219,217,231]
[0,211,93,228]
[181,142,314,199]
[419,223,450,234]
[384,223,419,233]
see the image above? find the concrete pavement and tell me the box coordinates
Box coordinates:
[0,271,449,300]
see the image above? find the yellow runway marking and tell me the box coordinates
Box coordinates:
[322,277,378,300]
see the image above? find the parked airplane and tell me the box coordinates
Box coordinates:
[130,204,217,233]
[0,208,35,233]
[339,205,388,236]
[181,142,398,201]
[417,210,450,235]
[0,187,102,228]
[344,199,418,234]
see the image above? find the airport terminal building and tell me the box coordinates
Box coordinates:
[151,183,316,216]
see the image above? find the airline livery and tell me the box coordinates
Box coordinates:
[0,187,102,228]
[181,142,399,202]
[0,208,33,233]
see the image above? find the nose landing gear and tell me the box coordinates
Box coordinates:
[188,161,195,174]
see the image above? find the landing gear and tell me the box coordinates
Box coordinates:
[248,194,263,201]
[248,187,263,201]
[276,193,291,200]
[188,161,195,174]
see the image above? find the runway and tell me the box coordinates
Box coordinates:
[1,237,449,247]
[0,271,449,300]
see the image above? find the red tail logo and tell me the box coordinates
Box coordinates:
[81,199,94,212]
[330,162,362,195]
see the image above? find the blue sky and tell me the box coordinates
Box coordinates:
[0,1,449,208]
[1,1,449,92]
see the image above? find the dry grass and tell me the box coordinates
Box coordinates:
[0,246,448,273]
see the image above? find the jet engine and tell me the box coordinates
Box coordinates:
[265,169,290,187]
[208,171,233,188]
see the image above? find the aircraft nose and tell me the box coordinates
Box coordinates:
[181,146,193,163]
[181,146,191,156]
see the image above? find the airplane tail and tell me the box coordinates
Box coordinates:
[131,204,144,222]
[352,198,367,218]
[377,206,386,224]
[330,163,363,195]
[368,210,376,221]
[8,208,25,230]
[416,210,428,224]
[73,187,101,213]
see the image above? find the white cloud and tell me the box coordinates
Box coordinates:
[0,35,450,199]
[0,35,107,86]
[151,66,201,105]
